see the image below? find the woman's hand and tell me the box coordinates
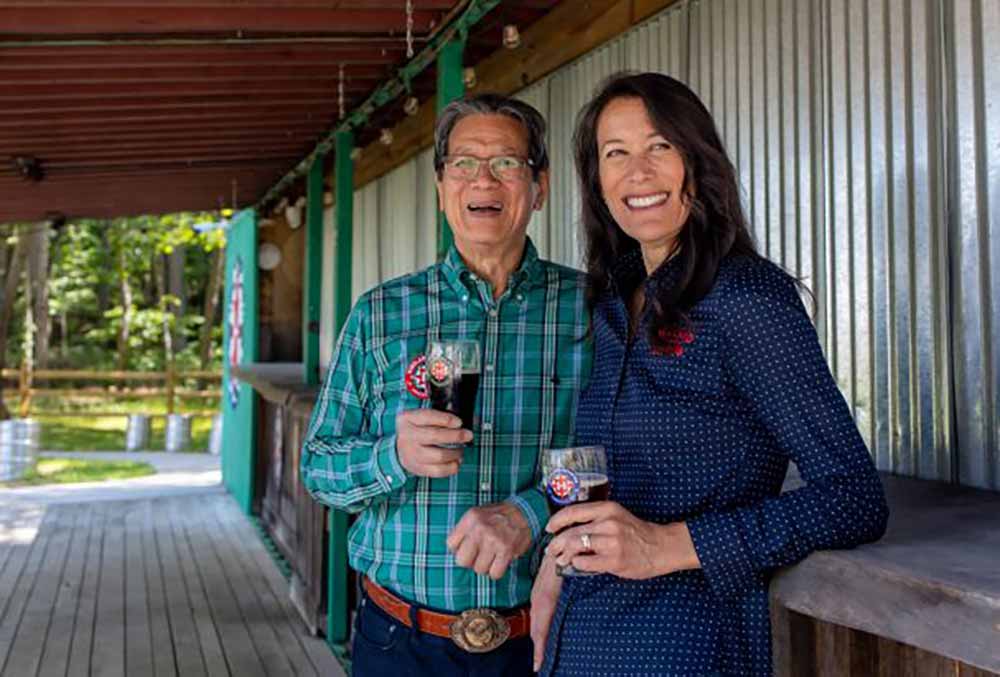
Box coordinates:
[530,553,562,672]
[545,501,700,579]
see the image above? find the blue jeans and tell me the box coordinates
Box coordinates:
[351,590,534,677]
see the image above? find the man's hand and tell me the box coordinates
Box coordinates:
[447,502,533,580]
[395,409,473,478]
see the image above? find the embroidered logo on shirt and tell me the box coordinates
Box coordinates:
[654,327,695,357]
[405,354,429,400]
[546,469,580,506]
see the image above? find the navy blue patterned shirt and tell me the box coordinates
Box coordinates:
[541,251,888,677]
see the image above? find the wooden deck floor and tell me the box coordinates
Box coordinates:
[0,488,345,677]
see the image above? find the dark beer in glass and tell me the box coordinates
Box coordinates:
[542,445,608,576]
[427,340,480,433]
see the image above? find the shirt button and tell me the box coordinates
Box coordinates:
[516,294,524,302]
[485,364,494,373]
[481,422,493,432]
[386,475,394,484]
[480,481,491,492]
[488,309,498,318]
[461,294,469,303]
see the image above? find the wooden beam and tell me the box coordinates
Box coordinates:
[1,112,329,130]
[0,64,390,84]
[0,81,373,102]
[0,95,336,121]
[0,8,440,35]
[0,44,409,67]
[350,0,682,189]
[0,126,319,145]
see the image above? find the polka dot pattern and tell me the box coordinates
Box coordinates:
[541,253,888,676]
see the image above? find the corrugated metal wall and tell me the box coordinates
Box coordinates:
[324,0,1000,490]
[948,0,1000,489]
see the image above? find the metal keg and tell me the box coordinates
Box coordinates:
[164,413,192,453]
[14,419,40,477]
[125,414,151,451]
[0,419,16,481]
[207,413,223,455]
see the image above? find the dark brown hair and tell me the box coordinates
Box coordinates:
[574,72,760,347]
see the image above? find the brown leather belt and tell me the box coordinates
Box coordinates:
[362,577,530,654]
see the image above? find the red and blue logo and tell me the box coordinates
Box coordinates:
[546,469,580,506]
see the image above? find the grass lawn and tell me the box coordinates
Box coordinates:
[1,457,156,487]
[27,395,218,452]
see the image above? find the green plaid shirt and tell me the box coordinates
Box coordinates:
[301,239,592,612]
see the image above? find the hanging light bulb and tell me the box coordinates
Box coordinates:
[463,66,477,89]
[379,128,394,146]
[502,24,521,49]
[404,95,420,116]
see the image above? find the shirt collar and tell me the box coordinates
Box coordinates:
[441,237,545,297]
[610,246,684,298]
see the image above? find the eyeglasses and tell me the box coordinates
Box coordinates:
[442,155,534,182]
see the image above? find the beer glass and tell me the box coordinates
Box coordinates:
[542,445,608,576]
[427,339,481,433]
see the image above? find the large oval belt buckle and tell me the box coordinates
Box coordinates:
[449,608,510,653]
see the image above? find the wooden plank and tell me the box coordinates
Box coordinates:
[150,493,208,677]
[200,493,316,676]
[134,499,177,677]
[0,8,441,35]
[166,494,230,677]
[30,369,220,381]
[188,494,296,676]
[206,493,343,676]
[91,502,127,677]
[1,504,76,676]
[815,619,852,677]
[0,506,59,672]
[848,624,879,677]
[171,496,268,676]
[124,501,155,677]
[36,505,94,677]
[65,503,106,677]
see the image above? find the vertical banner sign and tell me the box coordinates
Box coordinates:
[221,209,259,514]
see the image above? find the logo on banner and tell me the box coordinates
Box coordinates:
[227,257,245,410]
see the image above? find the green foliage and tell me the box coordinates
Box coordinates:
[6,212,228,370]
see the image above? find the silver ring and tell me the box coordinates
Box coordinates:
[580,533,593,551]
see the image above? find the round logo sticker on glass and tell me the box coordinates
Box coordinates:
[428,356,453,387]
[546,468,580,506]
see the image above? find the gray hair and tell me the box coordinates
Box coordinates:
[433,93,549,179]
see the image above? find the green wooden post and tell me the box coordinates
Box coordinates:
[435,38,465,260]
[327,130,354,648]
[303,156,324,386]
[220,209,259,515]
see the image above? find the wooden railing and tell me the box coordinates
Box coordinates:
[0,366,221,418]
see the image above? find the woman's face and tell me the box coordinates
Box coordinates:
[596,97,691,253]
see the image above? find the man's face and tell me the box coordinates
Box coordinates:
[435,113,549,251]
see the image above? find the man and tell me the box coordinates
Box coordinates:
[301,93,591,676]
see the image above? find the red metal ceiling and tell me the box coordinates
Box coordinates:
[0,1,559,223]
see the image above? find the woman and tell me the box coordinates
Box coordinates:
[530,72,888,676]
